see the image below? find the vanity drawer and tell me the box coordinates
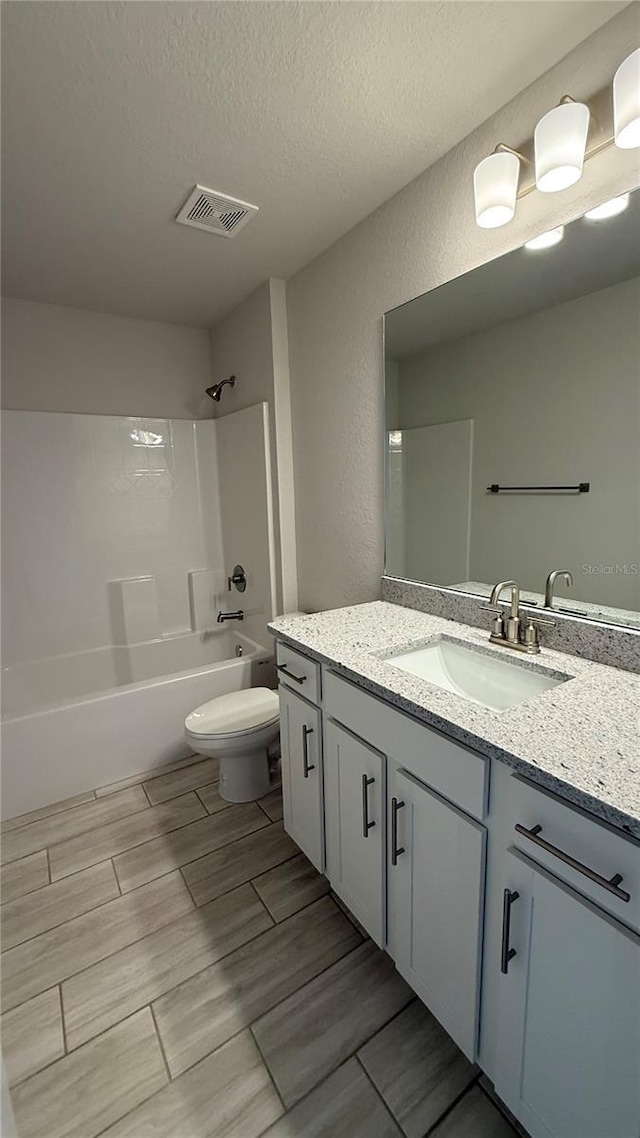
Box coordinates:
[276,642,321,705]
[509,774,640,933]
[324,670,488,821]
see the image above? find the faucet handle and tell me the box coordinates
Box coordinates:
[524,613,556,628]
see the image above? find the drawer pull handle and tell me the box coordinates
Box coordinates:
[302,725,315,778]
[391,797,405,866]
[500,888,519,974]
[515,823,630,903]
[277,663,306,685]
[362,774,375,838]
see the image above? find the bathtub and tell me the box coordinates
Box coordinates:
[1,630,274,819]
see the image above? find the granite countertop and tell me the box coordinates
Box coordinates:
[269,601,640,840]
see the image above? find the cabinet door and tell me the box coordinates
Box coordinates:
[495,848,640,1138]
[388,767,486,1059]
[324,721,385,945]
[279,685,324,872]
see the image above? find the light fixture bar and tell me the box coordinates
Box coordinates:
[505,84,616,204]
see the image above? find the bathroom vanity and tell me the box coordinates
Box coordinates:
[270,603,640,1138]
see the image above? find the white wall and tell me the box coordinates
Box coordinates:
[1,411,225,666]
[398,278,640,609]
[285,7,640,613]
[1,298,212,420]
[209,280,298,615]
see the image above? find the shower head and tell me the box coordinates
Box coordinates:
[206,375,236,402]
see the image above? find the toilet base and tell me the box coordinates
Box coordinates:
[218,746,272,803]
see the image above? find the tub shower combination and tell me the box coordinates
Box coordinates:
[1,631,272,819]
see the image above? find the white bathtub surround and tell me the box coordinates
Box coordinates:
[214,404,278,648]
[187,570,220,633]
[1,632,272,820]
[0,410,225,666]
[108,578,162,645]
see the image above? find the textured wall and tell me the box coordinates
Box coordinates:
[1,298,212,420]
[286,7,640,613]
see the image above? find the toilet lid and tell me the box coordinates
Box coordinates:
[185,688,279,737]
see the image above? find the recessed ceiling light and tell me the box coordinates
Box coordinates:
[584,194,630,221]
[524,227,564,251]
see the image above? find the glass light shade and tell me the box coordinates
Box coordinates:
[584,194,630,221]
[613,48,640,149]
[534,102,590,192]
[473,151,519,228]
[524,227,564,251]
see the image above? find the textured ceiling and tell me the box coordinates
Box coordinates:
[1,0,627,328]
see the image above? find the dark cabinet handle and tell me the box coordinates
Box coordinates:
[515,823,630,903]
[362,774,375,838]
[277,663,306,685]
[302,725,315,778]
[391,797,405,866]
[500,888,519,974]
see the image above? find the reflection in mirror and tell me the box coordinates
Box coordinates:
[384,189,640,629]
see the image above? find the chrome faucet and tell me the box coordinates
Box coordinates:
[488,580,521,646]
[544,569,573,610]
[484,579,555,655]
[217,610,244,622]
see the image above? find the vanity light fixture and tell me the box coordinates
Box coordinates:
[473,148,521,228]
[534,99,590,193]
[472,48,640,228]
[524,227,564,251]
[584,193,630,221]
[613,48,640,149]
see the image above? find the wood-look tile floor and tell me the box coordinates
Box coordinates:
[1,755,520,1138]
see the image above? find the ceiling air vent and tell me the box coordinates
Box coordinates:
[176,185,258,238]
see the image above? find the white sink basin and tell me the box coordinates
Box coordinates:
[384,637,569,711]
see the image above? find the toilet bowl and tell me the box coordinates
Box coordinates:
[184,687,280,803]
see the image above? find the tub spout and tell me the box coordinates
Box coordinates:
[217,610,244,622]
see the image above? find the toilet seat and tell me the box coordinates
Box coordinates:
[185,688,279,739]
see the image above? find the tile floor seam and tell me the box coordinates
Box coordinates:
[0,792,151,855]
[58,984,69,1057]
[258,980,415,1112]
[113,810,274,882]
[246,1019,287,1115]
[2,984,68,1091]
[422,1073,482,1137]
[354,1051,408,1136]
[46,792,209,871]
[1,861,125,953]
[149,1003,173,1084]
[1,875,196,1013]
[45,847,51,885]
[193,781,226,814]
[249,877,347,929]
[140,782,154,807]
[111,858,123,895]
[94,754,203,800]
[7,1001,157,1096]
[0,794,101,836]
[58,895,284,1052]
[1,799,155,868]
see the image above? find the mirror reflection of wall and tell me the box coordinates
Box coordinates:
[385,189,640,628]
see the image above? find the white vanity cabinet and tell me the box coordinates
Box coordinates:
[388,765,486,1059]
[324,722,386,944]
[495,848,640,1138]
[278,682,324,872]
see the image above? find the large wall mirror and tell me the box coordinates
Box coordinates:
[384,188,640,630]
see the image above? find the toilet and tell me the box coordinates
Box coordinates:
[184,687,280,803]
